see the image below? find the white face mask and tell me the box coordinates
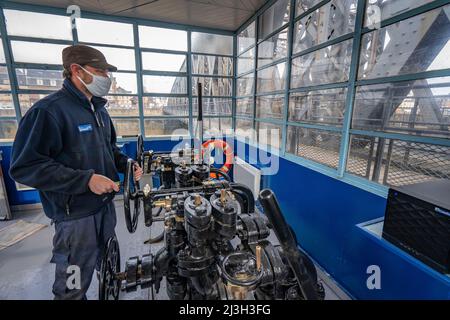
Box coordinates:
[76,65,112,97]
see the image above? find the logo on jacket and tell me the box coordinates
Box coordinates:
[78,124,93,133]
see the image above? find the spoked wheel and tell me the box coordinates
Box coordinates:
[124,158,141,233]
[99,236,121,300]
[137,134,144,167]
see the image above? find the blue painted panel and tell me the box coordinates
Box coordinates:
[0,145,40,206]
[234,139,450,299]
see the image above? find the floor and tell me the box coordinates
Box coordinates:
[0,199,345,300]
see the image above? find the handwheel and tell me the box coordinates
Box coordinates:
[99,236,121,300]
[137,134,144,167]
[124,158,141,233]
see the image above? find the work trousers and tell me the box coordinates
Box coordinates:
[50,201,117,300]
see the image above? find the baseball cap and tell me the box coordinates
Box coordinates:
[62,45,117,72]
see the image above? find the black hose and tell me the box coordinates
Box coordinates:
[258,189,319,300]
[230,183,255,213]
[210,167,231,182]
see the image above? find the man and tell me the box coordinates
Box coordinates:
[9,45,143,299]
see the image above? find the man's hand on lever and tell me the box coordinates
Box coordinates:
[88,163,143,195]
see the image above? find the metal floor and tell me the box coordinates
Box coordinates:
[0,199,347,300]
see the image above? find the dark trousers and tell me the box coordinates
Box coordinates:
[50,201,117,300]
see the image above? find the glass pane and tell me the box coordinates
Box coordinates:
[143,97,189,117]
[0,94,15,117]
[111,118,140,138]
[358,4,450,80]
[257,27,288,68]
[139,26,187,51]
[142,52,186,72]
[191,55,233,76]
[296,0,324,17]
[293,0,357,54]
[291,39,353,88]
[352,78,450,139]
[18,93,47,115]
[237,74,254,97]
[105,96,139,117]
[193,97,232,116]
[4,10,72,40]
[346,134,450,186]
[0,66,11,90]
[286,126,341,168]
[257,62,286,94]
[11,41,67,65]
[236,98,254,117]
[0,42,6,63]
[259,0,291,40]
[364,0,435,27]
[110,73,137,94]
[143,75,187,94]
[257,121,282,149]
[289,88,348,125]
[145,119,189,137]
[77,18,133,46]
[202,117,232,136]
[92,46,135,71]
[238,48,255,75]
[16,69,63,90]
[191,32,233,55]
[256,94,285,119]
[238,21,256,53]
[236,119,255,138]
[0,119,17,142]
[192,77,232,96]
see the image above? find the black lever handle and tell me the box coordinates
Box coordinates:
[258,189,319,300]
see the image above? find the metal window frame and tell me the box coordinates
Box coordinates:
[232,0,450,197]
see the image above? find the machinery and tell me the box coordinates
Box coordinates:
[99,156,325,300]
[98,83,325,300]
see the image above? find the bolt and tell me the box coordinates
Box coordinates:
[220,189,227,205]
[256,245,262,272]
[194,195,202,207]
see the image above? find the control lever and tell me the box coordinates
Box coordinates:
[258,189,319,300]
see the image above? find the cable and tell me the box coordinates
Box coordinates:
[210,167,232,182]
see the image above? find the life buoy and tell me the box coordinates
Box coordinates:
[202,139,233,178]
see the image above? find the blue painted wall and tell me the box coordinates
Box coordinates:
[235,139,450,300]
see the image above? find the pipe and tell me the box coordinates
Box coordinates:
[230,183,255,213]
[258,189,319,300]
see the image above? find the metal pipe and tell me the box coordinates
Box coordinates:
[197,82,204,165]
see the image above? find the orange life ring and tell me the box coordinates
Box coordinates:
[202,139,233,178]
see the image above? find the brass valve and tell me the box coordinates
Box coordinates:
[256,245,262,272]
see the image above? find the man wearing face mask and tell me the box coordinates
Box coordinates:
[9,45,143,299]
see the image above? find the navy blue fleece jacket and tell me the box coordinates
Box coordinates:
[9,78,129,222]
